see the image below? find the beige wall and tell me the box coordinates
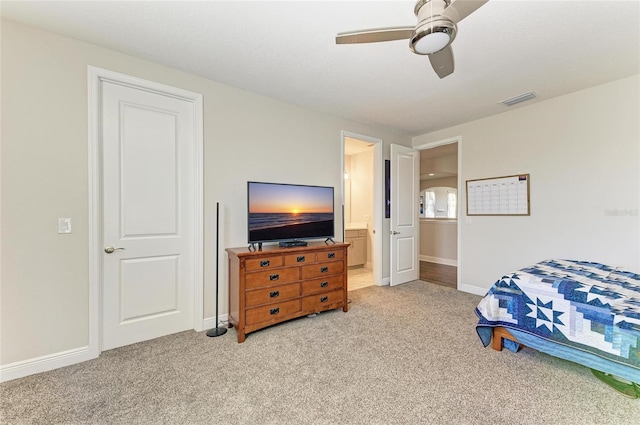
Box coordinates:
[419,220,457,262]
[0,21,411,368]
[413,74,640,293]
[420,176,457,192]
[346,150,374,263]
[344,156,352,222]
[420,153,457,177]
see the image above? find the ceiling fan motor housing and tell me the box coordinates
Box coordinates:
[410,0,457,55]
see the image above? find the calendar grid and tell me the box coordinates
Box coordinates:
[466,174,530,216]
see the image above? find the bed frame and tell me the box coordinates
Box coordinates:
[491,327,519,351]
[490,327,640,397]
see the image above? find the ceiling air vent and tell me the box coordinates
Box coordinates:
[500,92,536,107]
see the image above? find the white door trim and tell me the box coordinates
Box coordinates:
[413,136,462,290]
[340,131,383,286]
[88,66,204,357]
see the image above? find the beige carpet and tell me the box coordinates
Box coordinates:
[1,281,638,424]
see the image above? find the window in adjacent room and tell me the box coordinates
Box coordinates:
[447,191,457,218]
[421,187,457,219]
[425,190,436,218]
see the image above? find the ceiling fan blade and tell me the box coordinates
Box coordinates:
[442,0,489,24]
[336,27,414,44]
[429,46,454,79]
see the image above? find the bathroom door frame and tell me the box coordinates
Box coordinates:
[340,131,383,286]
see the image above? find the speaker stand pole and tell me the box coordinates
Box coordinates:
[207,202,227,337]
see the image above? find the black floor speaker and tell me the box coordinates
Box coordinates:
[207,202,227,337]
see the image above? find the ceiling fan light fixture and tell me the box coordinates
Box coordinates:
[413,31,450,54]
[410,19,456,55]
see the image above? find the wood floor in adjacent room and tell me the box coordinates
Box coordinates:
[348,261,457,291]
[420,261,457,289]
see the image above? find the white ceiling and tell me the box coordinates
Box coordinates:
[2,1,639,136]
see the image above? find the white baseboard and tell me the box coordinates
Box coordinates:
[457,283,488,296]
[420,255,458,267]
[0,346,97,383]
[202,314,230,331]
[1,316,230,383]
[380,277,390,286]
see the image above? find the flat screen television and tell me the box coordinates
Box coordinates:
[247,181,335,246]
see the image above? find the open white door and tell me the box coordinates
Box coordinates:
[390,144,419,286]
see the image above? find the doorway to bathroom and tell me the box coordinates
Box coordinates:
[343,134,380,291]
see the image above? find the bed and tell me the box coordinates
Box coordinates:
[475,259,640,397]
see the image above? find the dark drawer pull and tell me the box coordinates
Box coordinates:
[320,267,329,273]
[320,281,329,288]
[296,256,306,262]
[269,290,280,298]
[260,260,270,267]
[270,307,280,315]
[269,274,279,281]
[327,253,335,259]
[320,296,328,303]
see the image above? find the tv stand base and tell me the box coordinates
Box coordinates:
[278,240,308,247]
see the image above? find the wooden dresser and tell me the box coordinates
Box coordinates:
[226,242,349,342]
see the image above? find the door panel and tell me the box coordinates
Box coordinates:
[396,238,415,272]
[120,104,178,237]
[102,81,195,350]
[119,255,179,323]
[390,144,419,286]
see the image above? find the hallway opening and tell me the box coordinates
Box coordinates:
[416,141,459,290]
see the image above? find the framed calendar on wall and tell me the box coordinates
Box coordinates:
[466,174,530,216]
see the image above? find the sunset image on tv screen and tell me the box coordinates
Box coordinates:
[248,182,334,243]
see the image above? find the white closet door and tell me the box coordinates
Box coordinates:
[101,80,196,350]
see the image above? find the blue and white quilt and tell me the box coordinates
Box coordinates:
[475,259,640,381]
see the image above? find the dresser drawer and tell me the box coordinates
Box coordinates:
[302,289,343,312]
[245,283,300,308]
[316,249,344,262]
[301,275,344,295]
[284,252,316,266]
[301,260,344,279]
[246,299,301,326]
[245,256,283,272]
[245,267,299,289]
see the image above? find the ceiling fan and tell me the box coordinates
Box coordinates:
[336,0,488,79]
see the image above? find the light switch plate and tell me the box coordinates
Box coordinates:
[58,218,72,234]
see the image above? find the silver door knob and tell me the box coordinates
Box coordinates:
[104,246,125,254]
